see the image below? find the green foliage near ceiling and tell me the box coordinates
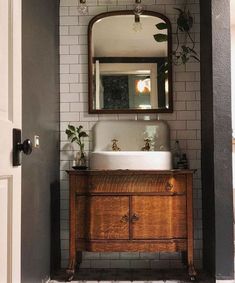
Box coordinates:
[154,7,200,66]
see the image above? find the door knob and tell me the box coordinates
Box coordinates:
[131,213,140,223]
[13,129,33,166]
[120,215,129,223]
[17,139,33,155]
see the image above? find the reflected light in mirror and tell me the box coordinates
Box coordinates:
[136,78,151,93]
[139,104,151,109]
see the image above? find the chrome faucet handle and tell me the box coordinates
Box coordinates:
[111,139,121,151]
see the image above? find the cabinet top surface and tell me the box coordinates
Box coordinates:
[67,169,195,175]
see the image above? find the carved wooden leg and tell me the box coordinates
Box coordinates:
[66,255,76,282]
[186,174,197,281]
[188,261,197,281]
[75,251,83,271]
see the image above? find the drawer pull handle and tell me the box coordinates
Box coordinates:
[131,213,140,223]
[166,182,173,191]
[120,215,129,223]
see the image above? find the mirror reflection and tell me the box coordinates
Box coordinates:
[88,11,173,113]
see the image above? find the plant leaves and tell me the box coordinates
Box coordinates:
[77,125,83,132]
[181,54,189,64]
[71,137,77,143]
[177,10,193,32]
[187,10,193,29]
[153,34,168,42]
[156,22,167,30]
[181,45,189,53]
[190,55,200,62]
[68,125,75,132]
[79,131,89,138]
[174,8,183,14]
[188,47,197,55]
[65,129,73,137]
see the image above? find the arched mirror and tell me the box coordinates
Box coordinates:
[88,10,173,114]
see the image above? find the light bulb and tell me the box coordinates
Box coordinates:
[78,0,88,15]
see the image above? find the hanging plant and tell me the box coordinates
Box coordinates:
[154,6,200,66]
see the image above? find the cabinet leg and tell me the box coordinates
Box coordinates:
[75,251,83,271]
[188,262,197,281]
[66,256,76,282]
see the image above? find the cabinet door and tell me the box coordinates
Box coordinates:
[89,196,129,240]
[131,196,186,239]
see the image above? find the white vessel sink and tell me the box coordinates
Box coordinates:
[90,151,172,170]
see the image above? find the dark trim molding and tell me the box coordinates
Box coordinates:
[93,57,167,64]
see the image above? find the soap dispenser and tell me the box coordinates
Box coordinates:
[172,140,181,169]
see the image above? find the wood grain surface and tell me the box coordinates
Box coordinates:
[131,196,186,239]
[67,169,196,277]
[88,196,129,240]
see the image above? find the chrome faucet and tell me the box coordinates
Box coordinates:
[111,139,121,151]
[141,138,151,151]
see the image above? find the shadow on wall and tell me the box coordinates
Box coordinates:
[51,181,61,274]
[233,142,235,188]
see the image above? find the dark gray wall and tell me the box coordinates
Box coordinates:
[22,0,60,282]
[200,0,234,279]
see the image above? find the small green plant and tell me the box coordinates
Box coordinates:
[154,6,200,66]
[65,124,88,152]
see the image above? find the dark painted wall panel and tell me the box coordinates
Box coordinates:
[211,0,233,279]
[200,0,215,275]
[200,0,234,279]
[22,0,60,282]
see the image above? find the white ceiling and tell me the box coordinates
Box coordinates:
[231,0,235,26]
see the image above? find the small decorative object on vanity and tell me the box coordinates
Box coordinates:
[65,124,88,170]
[141,138,151,151]
[172,140,181,169]
[172,140,189,169]
[111,139,121,151]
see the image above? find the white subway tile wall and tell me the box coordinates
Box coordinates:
[59,0,201,269]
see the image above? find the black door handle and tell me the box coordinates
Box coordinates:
[13,129,33,166]
[17,139,33,155]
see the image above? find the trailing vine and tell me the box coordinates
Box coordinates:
[154,5,200,66]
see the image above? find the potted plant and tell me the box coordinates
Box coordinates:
[154,6,200,66]
[65,124,89,169]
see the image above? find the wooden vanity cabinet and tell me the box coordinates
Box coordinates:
[67,170,196,280]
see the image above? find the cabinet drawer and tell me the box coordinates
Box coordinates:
[131,196,187,239]
[88,174,186,194]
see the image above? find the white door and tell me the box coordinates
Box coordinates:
[0,0,22,282]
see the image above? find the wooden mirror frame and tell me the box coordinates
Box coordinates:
[88,10,173,114]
